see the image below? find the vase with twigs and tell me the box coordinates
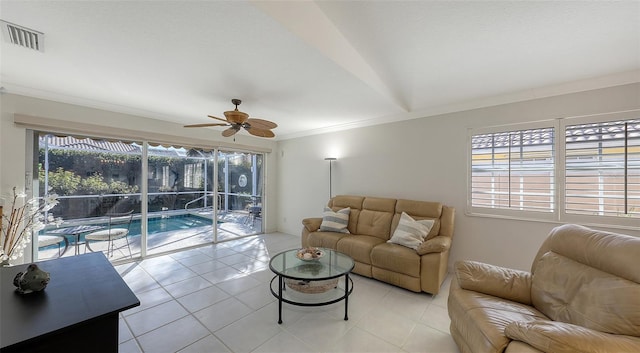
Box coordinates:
[1,187,61,266]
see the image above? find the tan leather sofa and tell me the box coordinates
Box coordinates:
[301,195,455,295]
[448,224,640,353]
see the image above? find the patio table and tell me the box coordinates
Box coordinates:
[46,225,104,255]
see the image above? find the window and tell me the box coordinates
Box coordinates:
[470,127,555,214]
[565,118,640,218]
[39,134,142,220]
[469,110,639,227]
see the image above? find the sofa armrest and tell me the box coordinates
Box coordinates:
[454,260,532,305]
[416,236,451,255]
[302,217,322,233]
[505,320,640,353]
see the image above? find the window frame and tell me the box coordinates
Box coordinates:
[467,120,559,222]
[30,130,269,262]
[559,110,639,228]
[467,110,639,230]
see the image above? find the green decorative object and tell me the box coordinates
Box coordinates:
[13,264,50,294]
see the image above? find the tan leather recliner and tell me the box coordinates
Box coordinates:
[448,224,640,353]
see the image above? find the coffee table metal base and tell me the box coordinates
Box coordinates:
[270,274,354,324]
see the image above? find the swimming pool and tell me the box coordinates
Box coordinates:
[131,214,214,236]
[39,214,214,249]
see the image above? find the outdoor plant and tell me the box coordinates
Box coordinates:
[1,187,61,265]
[40,167,81,195]
[40,168,139,196]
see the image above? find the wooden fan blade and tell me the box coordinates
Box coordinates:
[246,126,275,138]
[184,123,229,128]
[207,115,229,123]
[222,126,240,137]
[246,118,277,130]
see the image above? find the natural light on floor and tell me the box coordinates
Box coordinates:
[114,232,458,353]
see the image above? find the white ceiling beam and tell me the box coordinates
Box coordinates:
[251,1,408,112]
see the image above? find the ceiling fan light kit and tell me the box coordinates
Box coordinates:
[184,99,277,139]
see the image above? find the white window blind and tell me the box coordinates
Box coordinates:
[565,119,640,218]
[471,128,555,212]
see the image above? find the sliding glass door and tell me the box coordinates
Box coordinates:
[146,146,215,256]
[36,134,143,261]
[35,132,265,262]
[216,150,263,241]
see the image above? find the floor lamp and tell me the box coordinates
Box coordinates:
[324,157,337,199]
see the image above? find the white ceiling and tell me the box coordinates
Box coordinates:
[1,1,639,140]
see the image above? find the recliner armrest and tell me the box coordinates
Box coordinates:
[302,218,322,233]
[454,260,532,305]
[505,320,640,353]
[416,236,451,255]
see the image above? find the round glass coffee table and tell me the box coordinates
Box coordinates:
[269,248,354,324]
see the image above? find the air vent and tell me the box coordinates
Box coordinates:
[1,20,44,52]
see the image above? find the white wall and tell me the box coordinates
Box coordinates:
[276,83,640,271]
[2,84,639,270]
[0,94,280,256]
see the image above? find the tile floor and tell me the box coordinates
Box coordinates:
[116,232,461,353]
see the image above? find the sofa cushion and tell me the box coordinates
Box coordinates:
[307,231,348,249]
[393,199,443,240]
[503,341,544,353]
[336,235,385,265]
[532,251,640,337]
[505,320,640,353]
[391,214,441,240]
[455,261,532,305]
[320,207,350,233]
[370,243,421,277]
[449,281,548,353]
[533,224,640,284]
[395,199,442,217]
[354,197,396,240]
[356,209,394,240]
[362,197,397,213]
[416,236,451,255]
[329,195,364,209]
[329,195,363,233]
[387,212,434,250]
[302,217,322,233]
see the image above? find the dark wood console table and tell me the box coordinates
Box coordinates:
[0,252,139,353]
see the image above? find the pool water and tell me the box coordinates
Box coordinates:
[130,214,214,236]
[40,214,214,249]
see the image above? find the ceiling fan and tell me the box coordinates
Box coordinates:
[184,99,277,138]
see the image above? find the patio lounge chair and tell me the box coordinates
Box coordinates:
[38,235,69,258]
[85,210,133,258]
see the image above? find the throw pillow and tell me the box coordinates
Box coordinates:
[388,212,434,250]
[319,207,350,233]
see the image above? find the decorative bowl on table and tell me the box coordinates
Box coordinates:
[296,247,324,261]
